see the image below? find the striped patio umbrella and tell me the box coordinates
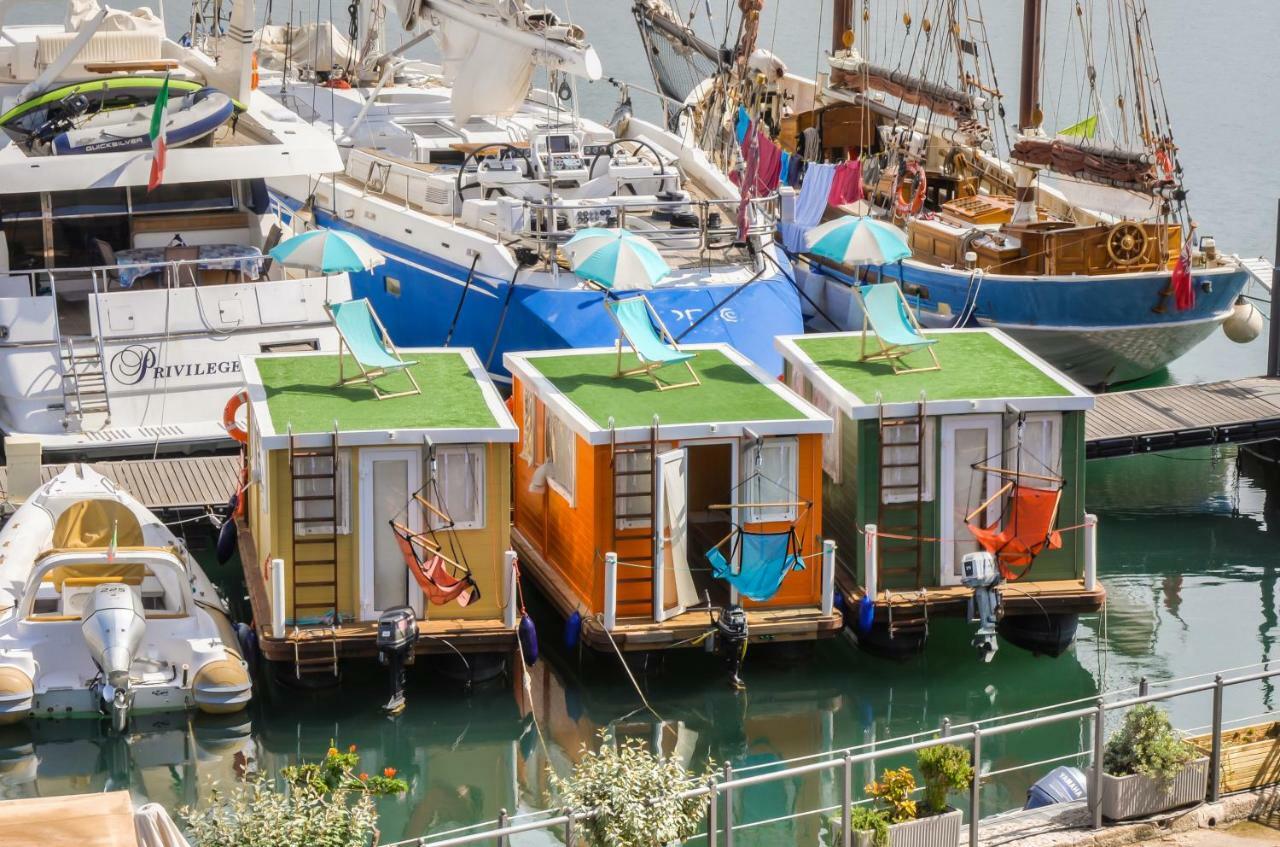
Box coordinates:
[268,228,385,273]
[804,215,912,265]
[563,228,671,290]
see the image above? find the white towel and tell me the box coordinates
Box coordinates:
[779,163,838,252]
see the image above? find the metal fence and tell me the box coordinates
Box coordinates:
[387,662,1280,847]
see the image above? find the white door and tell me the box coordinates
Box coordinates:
[939,416,1003,585]
[358,448,423,620]
[653,448,698,622]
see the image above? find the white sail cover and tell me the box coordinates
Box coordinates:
[438,15,535,124]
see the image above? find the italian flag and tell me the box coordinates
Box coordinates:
[147,74,170,192]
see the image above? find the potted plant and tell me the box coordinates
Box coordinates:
[181,742,408,847]
[549,731,711,847]
[1190,720,1280,794]
[1101,704,1209,821]
[835,751,968,847]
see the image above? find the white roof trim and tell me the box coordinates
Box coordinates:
[505,344,832,446]
[242,347,518,451]
[774,328,1094,421]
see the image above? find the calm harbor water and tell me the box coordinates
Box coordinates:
[3,1,1280,842]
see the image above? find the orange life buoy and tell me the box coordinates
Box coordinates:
[223,390,250,445]
[1155,148,1174,180]
[893,159,927,219]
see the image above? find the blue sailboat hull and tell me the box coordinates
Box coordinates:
[808,258,1251,385]
[306,208,803,379]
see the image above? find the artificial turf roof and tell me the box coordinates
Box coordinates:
[527,348,808,429]
[793,332,1072,405]
[255,353,499,434]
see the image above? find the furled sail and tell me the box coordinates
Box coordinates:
[829,52,977,120]
[1010,137,1164,194]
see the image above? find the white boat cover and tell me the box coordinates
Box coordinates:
[134,803,192,847]
[254,22,357,73]
[0,791,138,847]
[66,0,164,35]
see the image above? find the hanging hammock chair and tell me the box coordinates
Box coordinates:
[964,416,1065,581]
[387,450,481,607]
[703,437,810,602]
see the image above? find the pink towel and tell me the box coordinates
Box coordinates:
[828,159,864,206]
[754,128,783,193]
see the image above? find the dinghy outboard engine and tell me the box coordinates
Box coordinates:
[715,605,749,690]
[961,552,1002,662]
[376,606,417,715]
[80,583,146,732]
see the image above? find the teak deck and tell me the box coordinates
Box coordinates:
[513,527,842,650]
[0,455,240,510]
[1086,377,1280,458]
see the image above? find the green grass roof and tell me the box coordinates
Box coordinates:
[255,353,499,434]
[529,348,807,429]
[794,332,1071,405]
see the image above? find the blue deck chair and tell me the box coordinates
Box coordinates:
[605,295,701,391]
[706,528,805,603]
[855,283,941,374]
[326,298,421,399]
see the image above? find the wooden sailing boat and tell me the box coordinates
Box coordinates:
[632,0,1261,387]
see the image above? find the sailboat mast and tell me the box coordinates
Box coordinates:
[832,0,852,55]
[1018,0,1044,131]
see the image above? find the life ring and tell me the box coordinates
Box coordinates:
[223,390,250,444]
[893,160,927,219]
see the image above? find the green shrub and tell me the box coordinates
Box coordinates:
[549,732,711,847]
[825,806,892,847]
[916,744,974,813]
[181,742,407,847]
[866,766,917,823]
[1104,704,1194,785]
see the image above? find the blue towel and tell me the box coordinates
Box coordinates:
[735,106,751,146]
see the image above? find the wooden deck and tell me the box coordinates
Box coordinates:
[512,527,843,652]
[837,571,1106,618]
[0,455,241,510]
[235,518,517,662]
[1086,377,1280,458]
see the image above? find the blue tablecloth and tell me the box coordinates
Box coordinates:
[115,244,265,288]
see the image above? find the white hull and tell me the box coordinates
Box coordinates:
[0,466,252,722]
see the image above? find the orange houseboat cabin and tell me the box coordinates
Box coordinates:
[235,348,520,682]
[504,343,841,672]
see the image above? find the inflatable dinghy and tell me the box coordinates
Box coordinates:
[51,88,235,155]
[0,77,206,140]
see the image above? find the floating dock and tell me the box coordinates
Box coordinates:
[1085,377,1280,458]
[0,454,240,511]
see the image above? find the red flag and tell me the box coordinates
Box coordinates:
[1171,226,1196,312]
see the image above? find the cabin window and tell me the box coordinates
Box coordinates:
[811,392,842,483]
[428,445,486,530]
[740,437,798,523]
[519,391,537,465]
[545,412,576,504]
[294,452,351,535]
[131,181,237,215]
[882,420,935,503]
[1006,413,1061,490]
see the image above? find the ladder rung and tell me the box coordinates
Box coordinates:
[295,580,338,588]
[614,512,653,520]
[293,601,339,609]
[294,657,340,666]
[293,516,338,524]
[615,491,652,499]
[613,470,652,477]
[292,473,334,480]
[293,495,336,502]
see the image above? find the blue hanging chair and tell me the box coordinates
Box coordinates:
[706,527,805,602]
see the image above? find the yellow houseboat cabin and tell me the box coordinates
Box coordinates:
[775,327,1104,660]
[235,347,519,688]
[504,342,841,683]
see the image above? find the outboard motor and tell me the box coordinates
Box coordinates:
[376,606,417,715]
[80,583,146,732]
[962,552,1002,662]
[715,605,749,690]
[1024,766,1088,810]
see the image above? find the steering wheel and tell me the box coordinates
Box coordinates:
[1106,222,1149,266]
[588,138,668,181]
[454,143,532,201]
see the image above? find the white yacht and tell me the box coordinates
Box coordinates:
[259,0,803,381]
[0,465,252,729]
[0,0,350,457]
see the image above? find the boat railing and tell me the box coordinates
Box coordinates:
[516,194,780,250]
[8,256,325,301]
[385,660,1280,847]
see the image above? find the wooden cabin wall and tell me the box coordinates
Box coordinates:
[823,409,863,593]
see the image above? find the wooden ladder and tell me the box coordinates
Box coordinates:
[609,418,659,620]
[877,394,929,638]
[58,335,111,427]
[288,425,342,676]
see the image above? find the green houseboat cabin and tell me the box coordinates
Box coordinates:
[236,348,520,678]
[775,328,1104,659]
[504,343,841,670]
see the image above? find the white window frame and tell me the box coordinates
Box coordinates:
[1007,413,1062,490]
[545,412,576,505]
[811,392,842,483]
[427,445,486,530]
[881,419,935,504]
[740,436,799,523]
[519,391,537,465]
[614,447,653,530]
[294,451,351,535]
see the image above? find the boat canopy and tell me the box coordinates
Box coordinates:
[52,499,143,549]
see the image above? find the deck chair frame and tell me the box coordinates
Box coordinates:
[605,295,701,391]
[326,300,421,400]
[854,283,942,375]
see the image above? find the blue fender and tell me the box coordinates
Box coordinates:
[519,613,539,665]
